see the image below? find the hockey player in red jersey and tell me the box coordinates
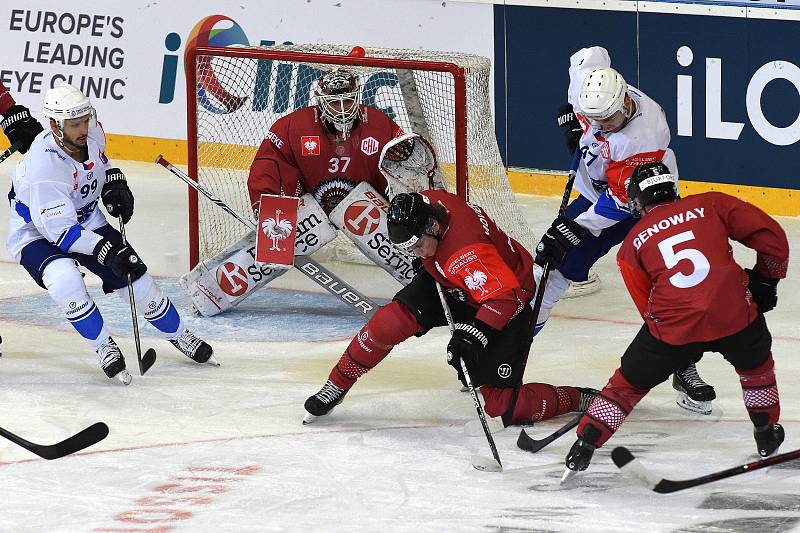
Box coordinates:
[248,67,403,214]
[564,161,789,475]
[1,80,44,154]
[303,190,598,425]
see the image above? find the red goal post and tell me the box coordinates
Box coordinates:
[184,43,536,269]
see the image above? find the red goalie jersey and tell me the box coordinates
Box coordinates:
[419,189,536,331]
[617,192,789,345]
[247,105,403,214]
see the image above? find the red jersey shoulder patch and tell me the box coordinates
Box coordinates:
[361,136,379,156]
[448,249,504,301]
[301,136,320,156]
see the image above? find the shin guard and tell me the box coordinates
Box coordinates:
[579,369,649,447]
[737,354,780,425]
[328,301,422,390]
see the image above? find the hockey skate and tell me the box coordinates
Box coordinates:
[303,380,347,424]
[170,329,218,365]
[673,363,716,415]
[754,423,785,457]
[563,425,601,482]
[96,337,132,385]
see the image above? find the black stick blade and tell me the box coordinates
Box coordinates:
[140,349,157,375]
[0,422,109,460]
[611,446,635,468]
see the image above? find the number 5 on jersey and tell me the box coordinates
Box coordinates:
[657,230,710,288]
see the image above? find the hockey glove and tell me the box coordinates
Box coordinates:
[446,320,493,376]
[557,103,583,155]
[1,104,44,154]
[746,268,779,313]
[535,215,587,269]
[101,168,134,223]
[94,238,145,280]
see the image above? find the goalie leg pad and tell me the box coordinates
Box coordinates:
[180,232,288,317]
[329,301,422,390]
[329,182,417,286]
[42,257,109,346]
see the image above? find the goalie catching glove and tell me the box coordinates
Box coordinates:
[446,320,494,377]
[102,168,134,223]
[746,268,779,313]
[379,133,445,197]
[536,215,587,269]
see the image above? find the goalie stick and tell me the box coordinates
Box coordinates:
[517,413,581,454]
[155,155,378,317]
[0,422,109,460]
[0,140,23,164]
[435,281,503,473]
[612,446,800,493]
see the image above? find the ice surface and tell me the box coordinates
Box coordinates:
[0,158,797,532]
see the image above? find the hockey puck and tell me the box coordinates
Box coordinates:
[470,454,502,472]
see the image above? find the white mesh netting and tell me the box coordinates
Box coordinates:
[190,44,539,267]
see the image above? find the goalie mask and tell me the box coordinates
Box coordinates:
[315,68,362,140]
[387,193,436,250]
[379,133,445,197]
[627,161,679,217]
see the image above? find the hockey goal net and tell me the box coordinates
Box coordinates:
[185,43,538,267]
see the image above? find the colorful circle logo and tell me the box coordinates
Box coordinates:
[186,15,250,114]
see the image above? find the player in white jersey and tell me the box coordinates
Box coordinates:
[7,83,217,384]
[536,46,715,414]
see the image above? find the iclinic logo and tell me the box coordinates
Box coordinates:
[159,15,250,114]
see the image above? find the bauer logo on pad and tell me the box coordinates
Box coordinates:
[256,194,299,268]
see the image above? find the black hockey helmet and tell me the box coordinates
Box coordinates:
[387,193,435,249]
[627,161,678,217]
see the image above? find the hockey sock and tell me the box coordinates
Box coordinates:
[328,301,422,390]
[116,273,182,338]
[481,383,581,424]
[578,369,649,448]
[42,258,109,348]
[736,354,780,425]
[531,264,571,336]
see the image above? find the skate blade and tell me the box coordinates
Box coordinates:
[470,454,502,472]
[464,417,505,437]
[205,354,221,366]
[675,392,712,415]
[560,467,578,484]
[302,412,320,425]
[114,369,133,386]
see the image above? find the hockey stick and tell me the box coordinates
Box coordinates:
[531,148,582,331]
[155,155,378,317]
[517,413,581,453]
[118,218,157,375]
[0,140,23,164]
[0,422,109,460]
[435,281,503,473]
[612,446,800,493]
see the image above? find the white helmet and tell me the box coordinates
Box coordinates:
[43,83,95,129]
[578,67,628,121]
